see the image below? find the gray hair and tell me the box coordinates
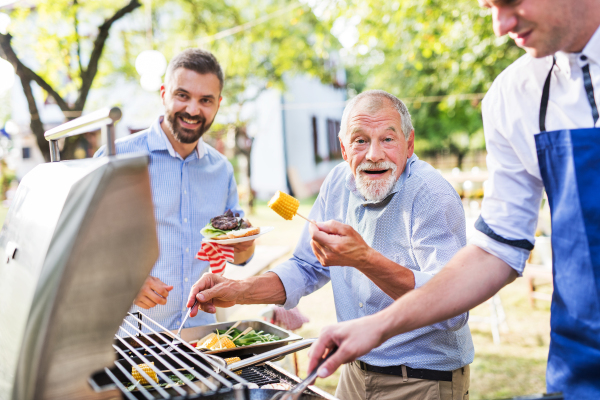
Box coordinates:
[339,90,413,140]
[165,48,224,91]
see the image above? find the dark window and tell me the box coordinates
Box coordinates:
[327,119,342,159]
[312,116,322,163]
[22,147,31,159]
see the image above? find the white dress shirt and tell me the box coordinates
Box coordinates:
[471,25,600,274]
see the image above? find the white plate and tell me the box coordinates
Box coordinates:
[201,226,274,244]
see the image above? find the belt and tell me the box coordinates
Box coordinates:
[356,361,453,382]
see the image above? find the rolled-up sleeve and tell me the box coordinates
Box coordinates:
[270,192,331,310]
[411,189,469,331]
[472,85,545,275]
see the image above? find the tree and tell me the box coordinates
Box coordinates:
[1,0,339,163]
[0,0,142,161]
[323,0,524,167]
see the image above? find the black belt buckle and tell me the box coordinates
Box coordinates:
[356,361,453,382]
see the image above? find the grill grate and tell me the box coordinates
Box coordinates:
[95,312,249,399]
[232,365,281,386]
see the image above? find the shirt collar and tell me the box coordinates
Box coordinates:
[555,24,600,78]
[346,153,418,205]
[147,116,206,160]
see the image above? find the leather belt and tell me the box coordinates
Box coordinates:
[356,361,453,382]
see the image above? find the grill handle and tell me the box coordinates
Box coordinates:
[227,338,316,372]
[44,107,122,162]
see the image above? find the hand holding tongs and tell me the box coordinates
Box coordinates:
[268,346,337,400]
[164,299,197,353]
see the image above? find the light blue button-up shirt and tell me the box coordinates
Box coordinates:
[96,117,244,332]
[271,154,474,370]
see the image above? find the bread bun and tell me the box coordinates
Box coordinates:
[226,227,260,239]
[212,233,230,240]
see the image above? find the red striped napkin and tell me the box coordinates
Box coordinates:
[196,242,234,275]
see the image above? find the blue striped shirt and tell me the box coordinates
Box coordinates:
[96,117,244,332]
[271,154,474,370]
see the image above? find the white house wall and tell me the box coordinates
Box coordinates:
[281,76,346,197]
[249,76,346,200]
[248,90,287,200]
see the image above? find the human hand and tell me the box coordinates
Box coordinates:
[134,276,174,309]
[308,315,386,378]
[186,273,246,316]
[231,239,255,253]
[309,220,372,268]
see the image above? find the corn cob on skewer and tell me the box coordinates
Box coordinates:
[268,191,314,224]
[132,363,158,384]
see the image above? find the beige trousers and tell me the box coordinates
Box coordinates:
[335,361,470,400]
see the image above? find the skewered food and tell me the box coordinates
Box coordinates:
[195,326,282,350]
[224,357,242,365]
[132,363,158,384]
[268,191,300,220]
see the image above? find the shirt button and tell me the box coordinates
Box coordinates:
[184,218,188,223]
[359,302,363,308]
[185,277,189,282]
[581,55,588,61]
[186,247,189,253]
[184,190,187,194]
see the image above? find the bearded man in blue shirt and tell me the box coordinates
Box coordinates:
[186,90,473,400]
[96,48,254,331]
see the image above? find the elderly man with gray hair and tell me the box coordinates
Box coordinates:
[186,90,473,400]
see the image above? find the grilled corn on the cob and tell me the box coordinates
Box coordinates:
[210,336,236,350]
[199,333,219,349]
[268,191,299,220]
[132,363,158,384]
[224,357,242,365]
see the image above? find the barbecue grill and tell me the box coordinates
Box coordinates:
[0,108,337,400]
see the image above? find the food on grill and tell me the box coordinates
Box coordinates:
[224,356,242,365]
[261,382,292,390]
[233,382,259,389]
[199,333,219,349]
[132,363,158,384]
[214,336,236,349]
[201,209,259,239]
[195,326,282,351]
[125,373,195,392]
[268,191,300,220]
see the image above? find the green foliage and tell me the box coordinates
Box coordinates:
[326,0,525,157]
[5,0,338,128]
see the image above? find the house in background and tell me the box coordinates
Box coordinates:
[248,75,346,200]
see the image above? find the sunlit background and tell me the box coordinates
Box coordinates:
[0,0,552,398]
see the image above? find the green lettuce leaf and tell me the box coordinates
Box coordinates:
[200,223,228,238]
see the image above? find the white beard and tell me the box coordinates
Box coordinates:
[355,160,398,202]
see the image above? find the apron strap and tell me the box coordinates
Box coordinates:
[539,55,599,131]
[539,56,556,132]
[582,64,599,125]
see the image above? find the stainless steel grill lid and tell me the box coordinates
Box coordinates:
[0,108,159,400]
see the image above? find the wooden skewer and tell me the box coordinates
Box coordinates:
[224,321,242,336]
[232,327,253,341]
[296,212,317,226]
[160,367,193,373]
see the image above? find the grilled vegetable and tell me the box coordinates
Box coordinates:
[216,327,281,347]
[132,363,158,385]
[125,373,195,391]
[224,357,242,365]
[268,191,299,220]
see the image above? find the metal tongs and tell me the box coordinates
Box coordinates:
[268,346,337,400]
[164,299,197,353]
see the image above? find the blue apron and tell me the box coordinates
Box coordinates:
[535,58,600,399]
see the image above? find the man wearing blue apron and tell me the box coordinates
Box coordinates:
[307,0,600,398]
